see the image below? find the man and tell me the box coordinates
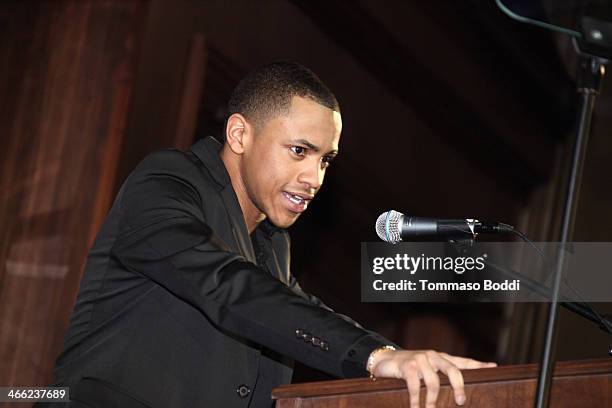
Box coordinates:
[50,62,494,408]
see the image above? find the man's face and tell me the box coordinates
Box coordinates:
[241,96,342,228]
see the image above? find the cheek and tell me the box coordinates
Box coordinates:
[261,163,286,192]
[259,152,291,185]
[247,158,281,197]
[248,148,298,198]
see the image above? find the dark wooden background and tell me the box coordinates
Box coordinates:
[1,0,610,393]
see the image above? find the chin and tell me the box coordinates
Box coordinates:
[269,213,300,229]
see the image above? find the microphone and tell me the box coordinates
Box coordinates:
[375,210,514,243]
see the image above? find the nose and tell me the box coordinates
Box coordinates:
[297,158,325,191]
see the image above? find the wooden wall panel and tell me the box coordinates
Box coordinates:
[113,0,207,193]
[0,0,147,388]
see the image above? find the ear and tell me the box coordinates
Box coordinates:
[225,113,253,155]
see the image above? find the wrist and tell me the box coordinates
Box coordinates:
[366,345,396,379]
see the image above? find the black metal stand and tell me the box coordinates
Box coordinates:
[534,55,606,408]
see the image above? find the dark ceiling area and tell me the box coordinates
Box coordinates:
[293,0,576,196]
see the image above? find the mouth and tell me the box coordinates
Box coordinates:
[282,191,313,213]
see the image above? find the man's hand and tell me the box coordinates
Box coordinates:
[369,349,497,408]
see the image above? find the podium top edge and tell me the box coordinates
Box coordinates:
[272,358,612,400]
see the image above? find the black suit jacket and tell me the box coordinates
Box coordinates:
[50,137,391,407]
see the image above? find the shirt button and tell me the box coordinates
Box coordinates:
[295,329,304,338]
[312,337,321,346]
[320,341,329,351]
[302,333,313,342]
[348,349,356,357]
[236,385,250,398]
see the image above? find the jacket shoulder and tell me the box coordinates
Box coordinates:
[134,148,200,174]
[129,148,219,190]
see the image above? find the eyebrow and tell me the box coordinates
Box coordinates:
[293,138,339,156]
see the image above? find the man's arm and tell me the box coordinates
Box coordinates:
[288,276,402,344]
[289,277,496,407]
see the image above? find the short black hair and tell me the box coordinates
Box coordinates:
[227,61,340,130]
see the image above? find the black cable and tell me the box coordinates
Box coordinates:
[508,228,612,336]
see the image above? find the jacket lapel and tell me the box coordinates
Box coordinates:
[219,184,257,263]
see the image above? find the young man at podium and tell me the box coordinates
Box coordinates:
[50,62,495,408]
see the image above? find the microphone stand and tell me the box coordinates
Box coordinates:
[534,54,607,408]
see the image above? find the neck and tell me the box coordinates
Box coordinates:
[220,145,265,234]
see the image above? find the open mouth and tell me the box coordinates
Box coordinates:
[282,191,312,213]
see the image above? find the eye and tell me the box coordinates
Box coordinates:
[321,155,335,168]
[290,146,307,157]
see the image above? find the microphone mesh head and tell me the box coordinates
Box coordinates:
[375,210,403,244]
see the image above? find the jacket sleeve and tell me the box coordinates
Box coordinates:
[289,277,400,347]
[111,152,395,378]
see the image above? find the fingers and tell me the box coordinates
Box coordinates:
[375,350,496,408]
[403,361,422,408]
[428,353,466,406]
[416,353,440,408]
[439,352,497,369]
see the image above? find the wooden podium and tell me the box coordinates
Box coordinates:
[272,359,611,407]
